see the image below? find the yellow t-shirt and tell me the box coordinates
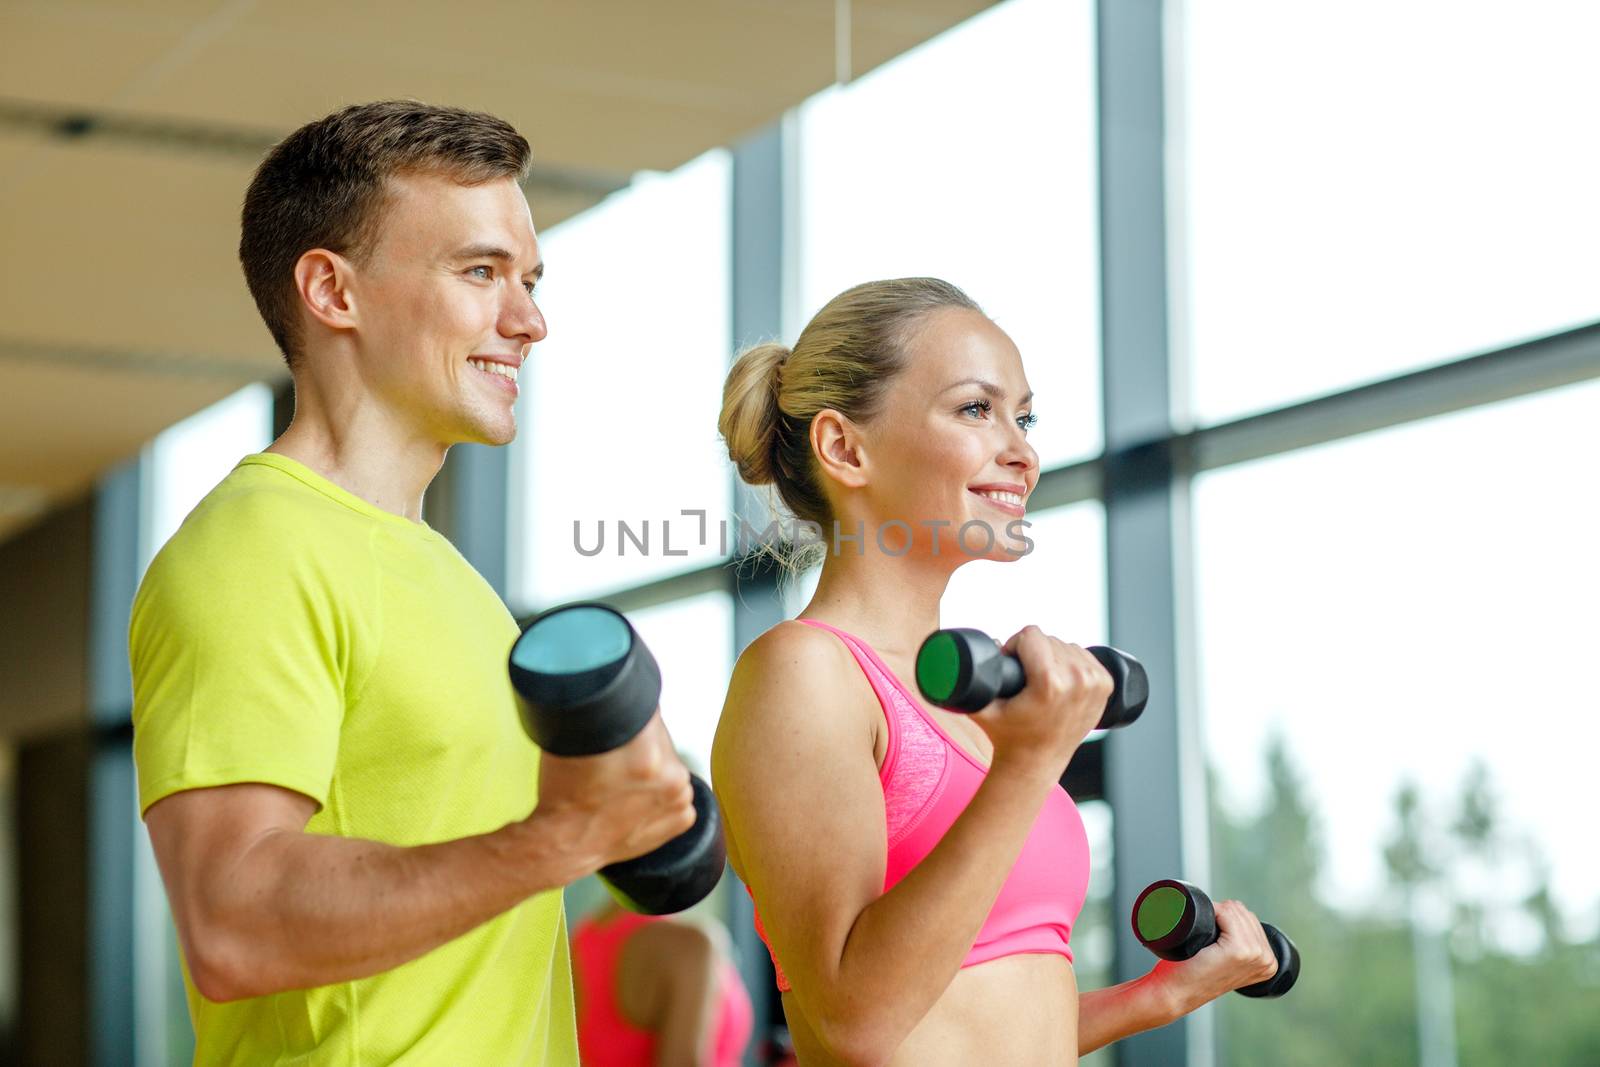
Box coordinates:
[130,452,576,1066]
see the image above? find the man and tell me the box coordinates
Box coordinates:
[130,100,695,1064]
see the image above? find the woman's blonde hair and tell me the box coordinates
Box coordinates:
[718,277,981,576]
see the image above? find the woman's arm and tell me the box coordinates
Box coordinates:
[1077,972,1179,1054]
[1077,899,1281,1054]
[712,622,1107,1065]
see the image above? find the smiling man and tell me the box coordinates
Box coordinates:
[128,101,696,1064]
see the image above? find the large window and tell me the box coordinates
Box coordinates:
[1193,380,1600,1065]
[511,149,733,610]
[798,0,1101,469]
[505,4,1600,1064]
[1181,0,1600,424]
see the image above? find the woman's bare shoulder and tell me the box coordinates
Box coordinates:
[727,620,867,707]
[715,619,877,758]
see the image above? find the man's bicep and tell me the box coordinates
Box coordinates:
[144,783,319,922]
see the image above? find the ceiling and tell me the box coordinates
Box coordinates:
[0,0,994,543]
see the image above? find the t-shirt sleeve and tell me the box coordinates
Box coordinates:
[130,526,357,817]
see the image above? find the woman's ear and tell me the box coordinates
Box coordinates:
[293,248,359,334]
[811,408,870,490]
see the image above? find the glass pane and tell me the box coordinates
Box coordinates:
[798,0,1101,468]
[512,150,733,609]
[1182,0,1600,424]
[781,503,1105,648]
[940,502,1106,651]
[1194,381,1600,1065]
[145,383,273,568]
[627,590,734,780]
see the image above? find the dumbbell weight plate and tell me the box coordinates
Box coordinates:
[508,602,662,757]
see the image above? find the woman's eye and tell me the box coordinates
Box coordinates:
[961,400,991,418]
[1018,413,1039,432]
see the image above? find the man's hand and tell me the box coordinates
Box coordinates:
[525,709,697,885]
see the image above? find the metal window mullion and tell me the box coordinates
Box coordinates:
[1097,2,1210,1066]
[728,118,793,1067]
[1192,319,1600,474]
[87,458,142,1065]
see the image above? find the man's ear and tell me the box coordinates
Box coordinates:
[812,408,870,490]
[293,248,359,334]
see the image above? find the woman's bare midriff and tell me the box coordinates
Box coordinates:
[783,952,1079,1066]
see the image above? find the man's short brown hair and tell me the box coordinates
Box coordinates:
[240,100,532,366]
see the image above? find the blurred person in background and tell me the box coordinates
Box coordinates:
[572,895,753,1066]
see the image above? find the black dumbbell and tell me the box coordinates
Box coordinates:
[1132,879,1300,998]
[915,627,1148,729]
[507,601,726,915]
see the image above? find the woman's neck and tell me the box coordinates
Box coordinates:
[800,548,955,662]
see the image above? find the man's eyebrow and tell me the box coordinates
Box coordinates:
[941,378,1034,405]
[452,244,544,279]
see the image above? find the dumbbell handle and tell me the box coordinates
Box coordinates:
[987,646,1139,730]
[916,627,1148,729]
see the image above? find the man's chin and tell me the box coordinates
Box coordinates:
[481,426,517,447]
[458,415,517,448]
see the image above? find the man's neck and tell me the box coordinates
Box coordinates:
[267,394,449,524]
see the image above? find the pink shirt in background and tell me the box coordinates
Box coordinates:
[573,909,754,1067]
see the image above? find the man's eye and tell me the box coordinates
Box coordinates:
[468,266,492,280]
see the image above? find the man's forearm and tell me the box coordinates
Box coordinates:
[191,812,585,1001]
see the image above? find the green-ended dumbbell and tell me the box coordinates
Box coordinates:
[1132,879,1300,998]
[507,601,725,915]
[915,627,1148,729]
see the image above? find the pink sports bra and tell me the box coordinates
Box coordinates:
[749,618,1091,992]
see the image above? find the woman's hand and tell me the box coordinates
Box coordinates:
[1149,899,1282,1016]
[970,625,1112,782]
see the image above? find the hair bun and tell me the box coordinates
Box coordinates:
[718,341,790,486]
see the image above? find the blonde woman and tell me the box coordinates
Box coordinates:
[712,279,1277,1065]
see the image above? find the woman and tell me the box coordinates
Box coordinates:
[571,899,753,1066]
[711,279,1278,1065]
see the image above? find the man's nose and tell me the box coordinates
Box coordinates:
[502,290,547,346]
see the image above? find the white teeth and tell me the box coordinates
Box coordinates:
[977,490,1023,506]
[469,358,518,383]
